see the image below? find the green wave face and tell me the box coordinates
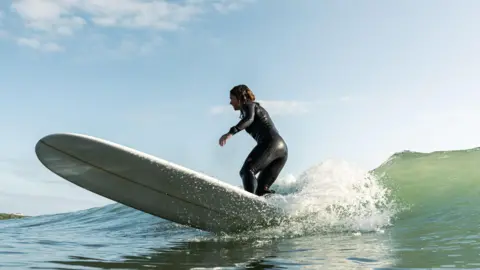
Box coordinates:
[373,148,480,216]
[372,147,480,268]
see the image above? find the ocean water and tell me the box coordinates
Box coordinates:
[1,147,480,269]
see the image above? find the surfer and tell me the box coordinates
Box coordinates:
[219,84,288,196]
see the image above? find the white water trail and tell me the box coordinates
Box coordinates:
[261,159,398,237]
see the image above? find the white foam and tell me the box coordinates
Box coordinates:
[262,159,398,236]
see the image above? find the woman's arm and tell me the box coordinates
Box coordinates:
[228,102,255,135]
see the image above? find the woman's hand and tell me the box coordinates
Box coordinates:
[219,133,232,146]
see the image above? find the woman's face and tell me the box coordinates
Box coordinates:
[229,94,241,111]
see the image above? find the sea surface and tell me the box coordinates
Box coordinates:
[1,147,480,269]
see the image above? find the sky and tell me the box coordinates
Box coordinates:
[1,0,479,215]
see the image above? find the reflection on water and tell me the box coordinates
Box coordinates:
[7,214,480,270]
[47,231,395,270]
[389,215,480,269]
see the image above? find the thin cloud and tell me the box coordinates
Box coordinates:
[106,36,163,58]
[209,100,317,116]
[213,0,255,14]
[17,37,64,52]
[209,95,364,116]
[10,0,199,34]
[5,0,255,53]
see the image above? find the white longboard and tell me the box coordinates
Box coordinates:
[34,133,284,233]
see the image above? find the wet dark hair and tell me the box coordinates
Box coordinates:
[230,84,256,103]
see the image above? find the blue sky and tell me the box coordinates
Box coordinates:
[1,0,479,215]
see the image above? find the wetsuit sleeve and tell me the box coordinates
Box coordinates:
[228,102,255,135]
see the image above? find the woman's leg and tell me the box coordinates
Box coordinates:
[240,138,288,195]
[255,153,288,196]
[239,143,273,193]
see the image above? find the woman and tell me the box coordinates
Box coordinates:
[219,84,288,196]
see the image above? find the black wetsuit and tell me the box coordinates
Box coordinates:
[228,101,288,196]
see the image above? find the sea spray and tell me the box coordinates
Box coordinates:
[206,159,400,241]
[263,159,399,236]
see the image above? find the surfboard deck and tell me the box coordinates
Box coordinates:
[34,133,284,233]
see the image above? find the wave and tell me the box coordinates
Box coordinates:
[3,146,479,241]
[371,146,480,222]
